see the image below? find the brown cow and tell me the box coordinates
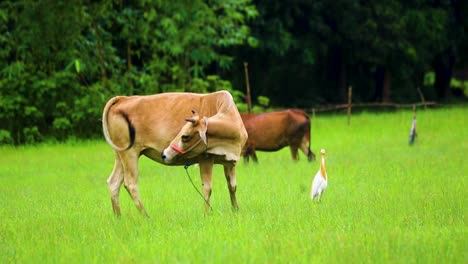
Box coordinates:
[241,109,315,163]
[102,90,247,217]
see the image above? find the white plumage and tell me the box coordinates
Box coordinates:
[311,148,327,201]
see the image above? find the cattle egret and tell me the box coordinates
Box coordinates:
[408,107,417,145]
[311,149,327,202]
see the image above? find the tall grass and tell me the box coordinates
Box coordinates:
[0,107,466,263]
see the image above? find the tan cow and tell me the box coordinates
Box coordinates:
[102,90,248,217]
[241,109,315,163]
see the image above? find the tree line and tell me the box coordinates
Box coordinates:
[0,0,466,144]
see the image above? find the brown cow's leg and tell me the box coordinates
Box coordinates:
[243,144,252,163]
[107,153,124,217]
[119,151,149,217]
[243,152,250,163]
[290,147,299,161]
[299,136,315,161]
[252,148,258,163]
[224,165,239,211]
[199,157,214,212]
[247,144,258,163]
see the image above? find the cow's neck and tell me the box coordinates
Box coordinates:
[206,116,239,139]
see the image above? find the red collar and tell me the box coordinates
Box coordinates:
[171,145,186,155]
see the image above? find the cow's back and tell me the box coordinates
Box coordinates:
[111,93,205,150]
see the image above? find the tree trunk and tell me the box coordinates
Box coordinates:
[433,51,455,100]
[329,46,347,103]
[382,67,391,102]
[127,40,132,72]
[127,39,133,94]
[374,66,391,102]
[92,21,107,87]
[374,66,384,102]
[338,53,347,103]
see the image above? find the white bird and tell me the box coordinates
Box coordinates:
[311,148,328,202]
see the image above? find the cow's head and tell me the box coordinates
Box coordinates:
[162,110,208,163]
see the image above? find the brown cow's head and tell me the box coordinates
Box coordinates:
[162,110,208,163]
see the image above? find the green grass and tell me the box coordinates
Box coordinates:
[0,107,466,263]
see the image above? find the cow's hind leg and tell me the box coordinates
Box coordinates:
[119,151,149,217]
[107,153,124,217]
[299,135,315,161]
[224,165,239,211]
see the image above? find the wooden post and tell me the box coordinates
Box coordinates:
[347,86,352,126]
[416,87,427,110]
[244,62,252,113]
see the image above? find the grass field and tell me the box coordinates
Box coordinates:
[0,107,466,263]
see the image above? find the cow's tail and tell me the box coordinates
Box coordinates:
[300,111,315,161]
[102,97,135,151]
[306,115,315,161]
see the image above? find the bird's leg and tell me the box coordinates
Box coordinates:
[319,192,325,203]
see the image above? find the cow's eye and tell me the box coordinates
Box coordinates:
[181,135,190,142]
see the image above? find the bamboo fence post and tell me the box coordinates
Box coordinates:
[244,62,252,113]
[416,87,427,110]
[347,86,352,126]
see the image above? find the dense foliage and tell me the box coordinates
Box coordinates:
[0,0,466,144]
[0,0,257,144]
[224,0,468,106]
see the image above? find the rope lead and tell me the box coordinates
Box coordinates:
[184,162,213,211]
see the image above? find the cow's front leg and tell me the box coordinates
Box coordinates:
[290,146,299,161]
[224,165,239,211]
[252,148,258,163]
[199,157,214,212]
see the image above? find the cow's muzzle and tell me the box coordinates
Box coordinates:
[161,148,175,163]
[161,146,184,161]
[162,138,205,163]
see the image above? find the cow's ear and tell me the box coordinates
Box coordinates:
[186,110,200,124]
[199,130,207,145]
[185,118,197,123]
[199,117,208,144]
